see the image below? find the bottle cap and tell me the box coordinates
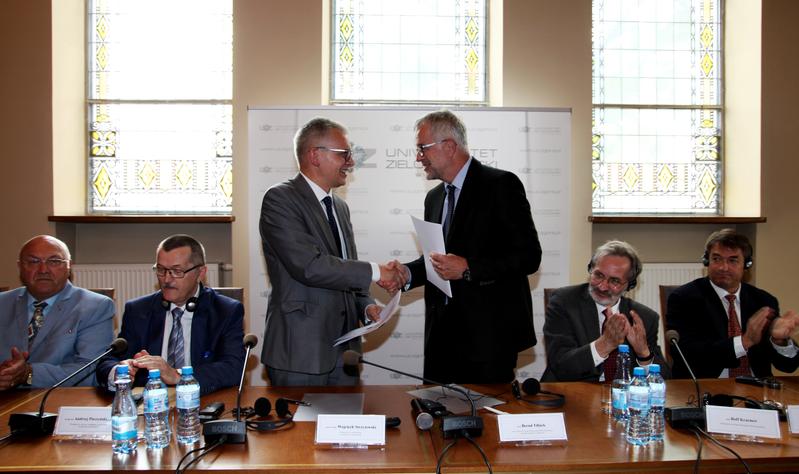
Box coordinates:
[633,367,645,376]
[649,363,660,373]
[116,364,129,375]
[148,369,161,379]
[618,344,629,353]
[181,366,193,376]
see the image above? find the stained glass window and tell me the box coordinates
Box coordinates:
[592,0,722,214]
[331,0,487,104]
[88,0,232,214]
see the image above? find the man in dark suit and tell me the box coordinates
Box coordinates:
[259,117,404,386]
[667,229,799,379]
[96,234,244,395]
[399,110,541,384]
[0,235,114,389]
[542,241,669,382]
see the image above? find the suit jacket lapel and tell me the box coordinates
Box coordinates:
[14,292,30,348]
[333,195,356,259]
[700,278,729,336]
[190,289,210,365]
[148,296,168,356]
[581,288,602,341]
[446,159,480,247]
[29,284,75,355]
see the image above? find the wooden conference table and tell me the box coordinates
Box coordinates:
[0,378,798,473]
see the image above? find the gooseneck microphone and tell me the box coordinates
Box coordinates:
[202,333,258,444]
[343,350,482,439]
[9,338,128,437]
[664,330,706,428]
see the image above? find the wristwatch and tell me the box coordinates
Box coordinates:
[462,268,471,282]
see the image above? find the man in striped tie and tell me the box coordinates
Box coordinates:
[542,241,669,382]
[667,229,799,379]
[96,235,244,395]
[0,235,114,389]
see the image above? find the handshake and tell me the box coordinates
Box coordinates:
[377,260,409,294]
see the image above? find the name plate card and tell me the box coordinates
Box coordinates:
[705,405,781,440]
[54,406,112,439]
[497,413,567,443]
[787,405,799,435]
[315,415,386,447]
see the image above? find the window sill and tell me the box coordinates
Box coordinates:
[48,215,235,224]
[588,215,766,224]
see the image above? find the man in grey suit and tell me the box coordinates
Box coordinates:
[0,235,114,389]
[259,117,405,386]
[542,240,669,382]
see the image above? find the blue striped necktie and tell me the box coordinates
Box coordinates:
[167,307,185,369]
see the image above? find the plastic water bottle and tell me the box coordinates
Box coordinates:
[111,365,138,454]
[143,369,171,449]
[611,344,632,422]
[626,366,651,446]
[176,366,201,444]
[647,363,666,442]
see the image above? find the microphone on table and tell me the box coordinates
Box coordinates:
[343,350,482,439]
[410,398,446,431]
[9,338,128,437]
[202,333,258,444]
[663,330,706,429]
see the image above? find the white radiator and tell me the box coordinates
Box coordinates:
[71,263,220,326]
[626,262,705,355]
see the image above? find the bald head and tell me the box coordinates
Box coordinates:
[18,235,72,300]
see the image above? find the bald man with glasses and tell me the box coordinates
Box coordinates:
[0,235,114,389]
[542,240,669,382]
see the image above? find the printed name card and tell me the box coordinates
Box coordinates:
[705,405,781,440]
[497,413,567,443]
[315,414,386,446]
[54,406,112,438]
[787,405,799,435]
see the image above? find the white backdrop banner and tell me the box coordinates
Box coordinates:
[248,106,571,384]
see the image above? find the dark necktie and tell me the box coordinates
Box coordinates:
[601,309,619,381]
[322,196,343,258]
[442,184,456,238]
[726,294,750,377]
[27,301,48,346]
[167,307,185,369]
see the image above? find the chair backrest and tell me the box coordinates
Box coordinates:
[658,285,679,365]
[214,287,244,303]
[90,288,115,300]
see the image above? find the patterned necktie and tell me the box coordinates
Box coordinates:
[27,301,48,345]
[442,184,456,238]
[322,196,343,258]
[167,307,185,369]
[601,309,619,381]
[726,294,750,377]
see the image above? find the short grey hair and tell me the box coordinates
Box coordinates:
[294,117,348,164]
[588,240,643,283]
[157,234,206,266]
[415,110,468,149]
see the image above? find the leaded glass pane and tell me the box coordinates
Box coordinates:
[331,0,487,104]
[88,0,232,214]
[592,0,722,214]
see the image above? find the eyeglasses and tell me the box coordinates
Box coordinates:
[153,263,203,279]
[19,257,69,268]
[416,140,446,157]
[314,146,353,161]
[589,269,627,290]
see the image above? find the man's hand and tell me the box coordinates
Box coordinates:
[625,310,651,360]
[0,347,30,390]
[132,350,181,385]
[770,310,799,346]
[365,304,382,323]
[377,260,408,294]
[595,312,628,358]
[742,306,775,350]
[429,252,468,280]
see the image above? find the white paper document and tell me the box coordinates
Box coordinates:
[410,215,452,297]
[333,291,401,347]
